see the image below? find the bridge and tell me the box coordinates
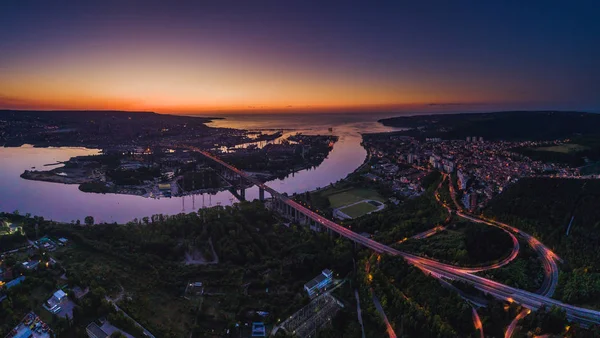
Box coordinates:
[188,147,600,327]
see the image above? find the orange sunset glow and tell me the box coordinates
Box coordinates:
[1,2,598,113]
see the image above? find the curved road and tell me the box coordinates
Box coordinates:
[443,174,560,336]
[193,149,597,327]
[433,175,521,273]
[443,174,560,297]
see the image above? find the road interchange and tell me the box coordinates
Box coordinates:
[192,148,600,327]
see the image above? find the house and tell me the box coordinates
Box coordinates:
[5,276,25,289]
[53,290,67,302]
[158,183,171,197]
[251,322,266,337]
[303,269,334,297]
[46,289,67,312]
[185,281,204,296]
[22,260,40,270]
[58,238,68,245]
[86,322,109,338]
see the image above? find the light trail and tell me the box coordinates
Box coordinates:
[472,307,484,338]
[191,148,600,327]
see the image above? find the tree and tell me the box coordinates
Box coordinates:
[84,216,95,226]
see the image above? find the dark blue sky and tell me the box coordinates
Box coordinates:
[1,1,599,113]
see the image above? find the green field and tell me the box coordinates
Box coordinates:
[531,143,589,153]
[339,201,378,218]
[322,187,384,208]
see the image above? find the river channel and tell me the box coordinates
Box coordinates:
[0,113,401,223]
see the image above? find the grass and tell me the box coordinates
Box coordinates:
[323,187,383,208]
[531,143,589,153]
[339,201,378,218]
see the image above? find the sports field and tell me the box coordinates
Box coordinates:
[338,201,379,218]
[323,187,384,208]
[531,144,589,153]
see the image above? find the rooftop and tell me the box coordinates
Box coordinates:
[251,322,266,337]
[304,269,333,290]
[86,322,109,338]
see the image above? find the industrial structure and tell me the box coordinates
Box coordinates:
[303,269,333,298]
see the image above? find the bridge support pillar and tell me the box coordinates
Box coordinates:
[259,188,265,202]
[240,188,245,200]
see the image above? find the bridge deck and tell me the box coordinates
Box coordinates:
[191,147,600,326]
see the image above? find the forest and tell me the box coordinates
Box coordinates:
[484,178,600,306]
[379,111,600,141]
[0,203,366,337]
[361,254,478,337]
[397,220,515,267]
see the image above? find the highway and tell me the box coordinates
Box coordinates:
[472,307,484,338]
[372,292,398,338]
[505,309,530,338]
[192,148,600,327]
[431,175,521,273]
[443,173,559,297]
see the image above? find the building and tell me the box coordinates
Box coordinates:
[47,289,67,313]
[457,170,468,190]
[5,276,25,289]
[86,322,109,338]
[53,290,67,302]
[158,183,171,197]
[470,193,478,211]
[22,260,39,270]
[303,269,333,297]
[186,281,204,296]
[462,193,471,210]
[251,322,266,337]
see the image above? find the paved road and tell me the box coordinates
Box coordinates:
[194,149,600,327]
[106,288,155,338]
[444,173,560,296]
[472,307,484,338]
[443,174,558,336]
[354,290,366,338]
[505,308,530,338]
[371,292,397,338]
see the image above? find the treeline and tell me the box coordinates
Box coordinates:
[484,178,600,305]
[379,111,600,141]
[0,232,28,251]
[513,136,600,166]
[361,255,478,337]
[3,202,362,336]
[398,221,515,267]
[350,194,448,243]
[106,166,162,185]
[477,240,544,292]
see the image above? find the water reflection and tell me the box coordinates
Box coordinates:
[0,113,401,223]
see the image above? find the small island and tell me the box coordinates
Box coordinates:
[20,133,338,198]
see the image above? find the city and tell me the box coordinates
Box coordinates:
[2,2,600,338]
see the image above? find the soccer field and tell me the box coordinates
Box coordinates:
[338,201,379,218]
[325,188,383,208]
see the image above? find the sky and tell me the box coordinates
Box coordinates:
[1,1,599,114]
